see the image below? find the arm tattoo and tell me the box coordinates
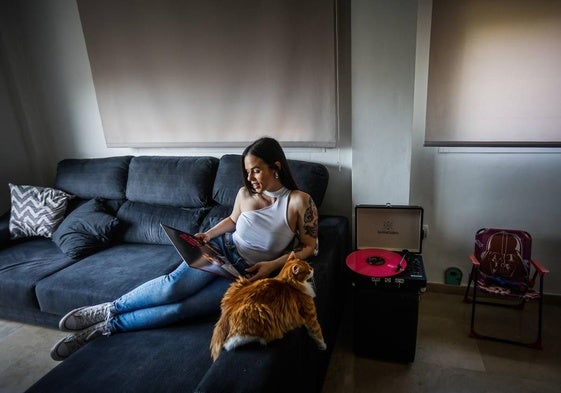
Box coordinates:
[303,196,318,238]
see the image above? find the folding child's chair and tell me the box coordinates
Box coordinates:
[463,228,549,349]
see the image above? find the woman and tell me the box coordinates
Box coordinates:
[51,137,319,361]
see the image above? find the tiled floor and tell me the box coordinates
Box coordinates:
[322,290,561,393]
[0,321,65,393]
[1,290,560,393]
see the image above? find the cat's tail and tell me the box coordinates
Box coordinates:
[224,335,266,351]
[210,315,230,362]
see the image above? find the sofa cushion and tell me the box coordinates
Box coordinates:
[212,155,245,206]
[288,159,329,208]
[213,155,329,207]
[126,156,219,208]
[52,199,120,259]
[35,244,183,315]
[116,201,209,245]
[55,156,132,200]
[199,205,233,233]
[0,239,76,309]
[8,184,73,239]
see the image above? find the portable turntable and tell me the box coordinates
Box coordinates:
[347,204,427,363]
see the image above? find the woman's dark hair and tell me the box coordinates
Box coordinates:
[241,137,299,193]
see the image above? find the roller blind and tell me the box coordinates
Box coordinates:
[425,0,561,147]
[77,0,337,147]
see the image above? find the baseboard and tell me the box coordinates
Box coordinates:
[426,283,466,296]
[426,283,561,306]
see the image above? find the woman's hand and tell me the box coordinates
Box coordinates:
[245,260,281,282]
[193,232,210,243]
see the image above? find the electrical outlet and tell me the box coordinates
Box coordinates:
[422,225,429,239]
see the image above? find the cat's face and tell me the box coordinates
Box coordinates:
[282,253,313,283]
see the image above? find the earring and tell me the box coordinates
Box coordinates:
[274,172,279,179]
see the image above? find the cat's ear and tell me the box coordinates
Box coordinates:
[288,251,296,261]
[292,264,300,275]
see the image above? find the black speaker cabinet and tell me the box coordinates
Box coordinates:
[349,204,425,363]
[353,287,420,363]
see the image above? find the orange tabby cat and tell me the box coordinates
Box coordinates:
[210,252,326,361]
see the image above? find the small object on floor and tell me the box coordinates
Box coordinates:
[444,267,462,285]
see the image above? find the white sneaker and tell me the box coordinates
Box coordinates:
[59,302,113,332]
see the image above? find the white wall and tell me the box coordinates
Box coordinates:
[0,54,34,209]
[351,0,417,206]
[0,0,52,208]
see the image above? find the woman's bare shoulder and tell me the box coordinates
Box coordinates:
[289,190,315,206]
[235,187,258,208]
[236,186,251,198]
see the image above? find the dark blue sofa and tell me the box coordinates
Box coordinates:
[0,154,349,393]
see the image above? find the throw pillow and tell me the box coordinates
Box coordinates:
[9,183,73,239]
[52,198,120,259]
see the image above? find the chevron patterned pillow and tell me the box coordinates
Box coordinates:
[9,183,73,239]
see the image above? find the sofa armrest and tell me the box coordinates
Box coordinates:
[194,327,320,393]
[311,215,350,289]
[0,211,11,247]
[309,215,350,340]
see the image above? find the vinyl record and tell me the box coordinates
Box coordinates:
[346,249,407,278]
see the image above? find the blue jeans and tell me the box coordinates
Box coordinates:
[212,232,251,276]
[108,234,245,333]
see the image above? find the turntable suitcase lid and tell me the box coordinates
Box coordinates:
[355,205,424,253]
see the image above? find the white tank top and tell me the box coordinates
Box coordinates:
[232,187,295,265]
